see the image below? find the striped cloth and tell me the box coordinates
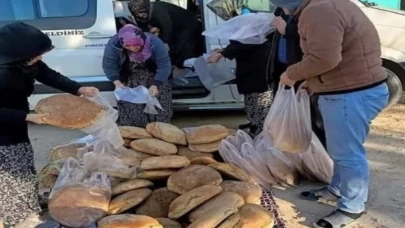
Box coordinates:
[260,190,286,227]
[277,17,293,64]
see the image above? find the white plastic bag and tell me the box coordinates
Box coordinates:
[202,13,276,44]
[264,84,312,153]
[49,158,111,228]
[50,157,87,198]
[81,96,124,149]
[300,133,334,183]
[114,86,163,114]
[219,131,278,190]
[254,132,297,186]
[83,140,136,179]
[194,56,235,90]
[240,142,278,189]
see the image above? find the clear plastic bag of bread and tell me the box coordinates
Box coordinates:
[263,84,312,153]
[254,132,297,186]
[300,133,334,183]
[48,158,111,228]
[219,130,277,191]
[81,95,124,149]
[83,140,136,179]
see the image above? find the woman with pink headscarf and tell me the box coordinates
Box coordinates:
[103,24,172,127]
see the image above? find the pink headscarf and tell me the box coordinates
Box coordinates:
[118,24,152,62]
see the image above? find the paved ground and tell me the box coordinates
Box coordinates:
[30,107,405,228]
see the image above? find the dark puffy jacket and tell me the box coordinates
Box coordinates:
[0,22,81,146]
[220,35,274,95]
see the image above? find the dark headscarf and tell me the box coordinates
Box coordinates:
[128,0,151,31]
[0,22,54,66]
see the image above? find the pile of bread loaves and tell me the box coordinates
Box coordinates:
[38,122,276,228]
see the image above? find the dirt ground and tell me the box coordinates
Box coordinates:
[29,105,405,228]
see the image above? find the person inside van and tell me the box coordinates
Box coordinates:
[207,10,274,137]
[128,0,204,69]
[103,24,172,127]
[0,22,98,227]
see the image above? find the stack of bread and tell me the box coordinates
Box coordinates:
[38,122,276,228]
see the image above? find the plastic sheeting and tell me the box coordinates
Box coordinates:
[203,13,275,44]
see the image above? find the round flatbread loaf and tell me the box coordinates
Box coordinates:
[136,188,179,218]
[140,155,190,170]
[39,173,57,190]
[40,163,59,176]
[186,125,229,144]
[217,213,242,228]
[190,157,218,165]
[227,128,237,136]
[99,168,135,180]
[220,181,262,204]
[188,192,244,223]
[208,163,250,182]
[121,148,155,161]
[49,185,110,228]
[167,165,222,194]
[49,143,85,161]
[168,185,222,219]
[123,138,133,148]
[146,122,187,145]
[35,94,106,129]
[108,188,152,214]
[112,179,153,196]
[119,126,153,139]
[178,147,214,160]
[188,140,222,153]
[114,147,146,167]
[137,170,176,180]
[130,139,178,156]
[237,204,275,228]
[98,214,162,228]
[155,218,182,228]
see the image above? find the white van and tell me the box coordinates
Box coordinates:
[0,0,403,110]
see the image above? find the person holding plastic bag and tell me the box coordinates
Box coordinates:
[277,0,389,226]
[266,1,326,148]
[0,22,98,227]
[208,10,274,137]
[103,24,173,127]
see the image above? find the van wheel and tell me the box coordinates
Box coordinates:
[384,67,403,111]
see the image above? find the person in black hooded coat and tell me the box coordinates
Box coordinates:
[0,22,98,227]
[128,0,204,68]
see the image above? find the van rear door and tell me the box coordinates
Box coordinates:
[0,0,117,105]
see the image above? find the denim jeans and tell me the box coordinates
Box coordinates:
[318,83,389,213]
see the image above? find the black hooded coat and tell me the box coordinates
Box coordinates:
[0,22,81,146]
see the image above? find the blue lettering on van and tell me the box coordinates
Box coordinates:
[84,44,107,48]
[44,30,85,36]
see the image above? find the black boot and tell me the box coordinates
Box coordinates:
[248,125,260,138]
[238,122,252,130]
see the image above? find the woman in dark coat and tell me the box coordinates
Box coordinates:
[208,10,274,137]
[128,0,204,68]
[0,22,98,227]
[103,24,172,127]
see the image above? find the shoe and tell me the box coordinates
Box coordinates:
[300,187,340,206]
[238,122,252,130]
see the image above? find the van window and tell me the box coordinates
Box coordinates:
[0,0,97,30]
[246,0,275,12]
